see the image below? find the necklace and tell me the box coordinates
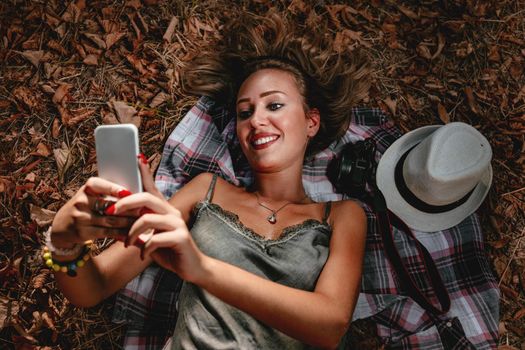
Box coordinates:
[254,192,308,224]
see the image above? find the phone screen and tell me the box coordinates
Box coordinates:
[94,124,142,194]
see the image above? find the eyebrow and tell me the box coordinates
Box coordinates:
[236,90,287,104]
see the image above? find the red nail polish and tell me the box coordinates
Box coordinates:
[137,153,148,164]
[117,189,132,198]
[104,204,116,215]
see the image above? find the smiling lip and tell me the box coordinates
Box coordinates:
[250,134,280,150]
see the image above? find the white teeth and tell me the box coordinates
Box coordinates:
[253,136,278,146]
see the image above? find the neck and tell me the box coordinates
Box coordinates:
[251,169,309,203]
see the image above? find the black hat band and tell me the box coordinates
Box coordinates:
[394,144,476,214]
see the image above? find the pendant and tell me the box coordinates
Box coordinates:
[267,213,277,224]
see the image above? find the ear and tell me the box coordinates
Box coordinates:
[306,108,321,137]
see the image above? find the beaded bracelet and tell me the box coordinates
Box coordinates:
[42,242,93,277]
[44,226,84,257]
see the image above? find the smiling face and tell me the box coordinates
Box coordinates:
[236,68,320,173]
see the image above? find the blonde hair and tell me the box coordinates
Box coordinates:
[182,12,371,156]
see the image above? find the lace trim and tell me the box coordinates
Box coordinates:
[193,201,331,245]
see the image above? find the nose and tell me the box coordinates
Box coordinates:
[249,106,268,127]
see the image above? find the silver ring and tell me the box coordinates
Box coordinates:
[93,198,113,216]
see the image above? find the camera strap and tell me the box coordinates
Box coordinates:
[367,185,451,315]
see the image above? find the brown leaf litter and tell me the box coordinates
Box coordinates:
[0,0,523,349]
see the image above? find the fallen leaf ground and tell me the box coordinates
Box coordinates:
[0,0,523,349]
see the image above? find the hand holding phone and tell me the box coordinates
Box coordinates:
[94,124,143,197]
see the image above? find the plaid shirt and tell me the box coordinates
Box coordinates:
[113,96,499,349]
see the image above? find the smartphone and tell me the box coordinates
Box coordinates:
[94,124,142,196]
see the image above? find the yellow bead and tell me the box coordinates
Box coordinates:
[52,264,60,272]
[83,254,90,261]
[60,266,67,273]
[45,259,53,267]
[43,252,51,259]
[77,260,85,267]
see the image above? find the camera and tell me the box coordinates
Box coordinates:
[327,138,377,199]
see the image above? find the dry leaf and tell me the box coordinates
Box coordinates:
[61,1,83,23]
[74,42,86,58]
[383,97,397,116]
[464,86,480,114]
[30,205,56,227]
[416,43,432,60]
[53,143,75,182]
[13,86,41,111]
[19,50,44,67]
[24,172,36,182]
[101,109,119,124]
[513,307,525,320]
[149,91,169,108]
[58,106,72,125]
[126,54,148,75]
[437,103,449,123]
[84,33,106,49]
[52,84,72,106]
[111,100,141,127]
[68,108,96,125]
[47,39,68,55]
[105,32,125,49]
[83,54,99,66]
[52,118,60,138]
[163,16,179,43]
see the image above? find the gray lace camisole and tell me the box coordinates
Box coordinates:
[170,174,332,349]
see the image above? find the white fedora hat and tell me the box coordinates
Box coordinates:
[376,122,493,232]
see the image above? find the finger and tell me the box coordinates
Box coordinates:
[84,177,131,199]
[126,213,182,247]
[140,231,183,260]
[88,214,136,229]
[112,192,174,216]
[138,154,163,198]
[74,210,134,236]
[77,225,130,240]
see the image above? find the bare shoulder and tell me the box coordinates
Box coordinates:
[329,199,367,239]
[167,172,218,218]
[170,173,239,205]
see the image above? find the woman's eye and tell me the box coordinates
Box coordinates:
[268,103,283,111]
[238,110,252,119]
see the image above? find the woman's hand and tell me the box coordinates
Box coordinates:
[51,177,138,249]
[51,154,157,249]
[105,155,208,283]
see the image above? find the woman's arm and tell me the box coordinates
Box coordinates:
[195,200,367,349]
[50,163,209,307]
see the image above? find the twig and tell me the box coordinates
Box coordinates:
[501,187,525,197]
